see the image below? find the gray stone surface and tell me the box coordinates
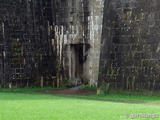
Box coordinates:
[0,0,160,90]
[99,0,160,90]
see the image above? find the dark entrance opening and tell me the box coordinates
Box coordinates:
[70,43,90,85]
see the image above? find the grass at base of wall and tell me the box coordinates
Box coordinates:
[70,86,160,105]
[79,85,97,91]
[1,87,160,105]
[78,88,160,105]
[0,87,66,93]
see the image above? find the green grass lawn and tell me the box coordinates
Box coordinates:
[0,88,160,120]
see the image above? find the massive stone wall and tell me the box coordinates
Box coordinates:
[99,0,160,90]
[0,0,56,87]
[1,0,159,89]
[0,0,104,87]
